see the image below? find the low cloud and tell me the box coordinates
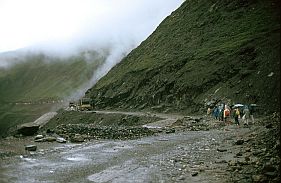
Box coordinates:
[0,0,183,55]
[0,0,183,100]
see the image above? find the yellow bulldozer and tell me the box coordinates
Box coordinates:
[77,97,93,111]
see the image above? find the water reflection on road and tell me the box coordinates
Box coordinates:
[0,130,228,183]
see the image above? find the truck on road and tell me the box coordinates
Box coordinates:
[77,98,93,111]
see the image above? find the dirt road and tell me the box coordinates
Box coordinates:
[0,126,253,183]
[33,112,58,127]
[0,111,279,183]
[94,110,184,129]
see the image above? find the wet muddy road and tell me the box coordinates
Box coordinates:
[0,128,245,183]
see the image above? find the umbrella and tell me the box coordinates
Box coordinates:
[233,104,244,107]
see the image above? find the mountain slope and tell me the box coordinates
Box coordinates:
[0,53,104,102]
[88,0,280,114]
[0,52,104,136]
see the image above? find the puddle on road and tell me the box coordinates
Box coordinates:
[64,154,90,162]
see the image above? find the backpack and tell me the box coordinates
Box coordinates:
[224,109,230,117]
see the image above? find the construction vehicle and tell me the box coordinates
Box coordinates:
[68,101,77,111]
[77,97,93,111]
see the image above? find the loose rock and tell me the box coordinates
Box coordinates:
[56,137,67,143]
[25,145,37,151]
[217,148,227,152]
[235,139,244,145]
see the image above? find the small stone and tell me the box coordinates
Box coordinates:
[238,160,249,165]
[45,136,56,142]
[215,160,227,164]
[245,156,250,162]
[191,172,198,176]
[217,148,227,152]
[265,124,273,128]
[235,139,244,145]
[34,138,45,142]
[56,137,67,143]
[34,135,44,140]
[264,171,277,177]
[263,164,276,172]
[178,175,185,180]
[236,152,243,157]
[25,145,37,151]
[253,150,263,156]
[228,160,237,166]
[267,72,274,77]
[252,175,265,182]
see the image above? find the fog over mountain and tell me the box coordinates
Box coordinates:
[0,0,184,65]
[0,0,184,107]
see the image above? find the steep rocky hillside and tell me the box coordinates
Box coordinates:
[88,0,280,114]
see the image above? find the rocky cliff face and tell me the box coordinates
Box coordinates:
[88,0,280,114]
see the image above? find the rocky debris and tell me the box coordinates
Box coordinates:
[171,117,210,131]
[34,135,65,143]
[54,124,159,140]
[225,113,280,182]
[46,129,55,134]
[165,128,176,134]
[70,134,85,143]
[252,174,266,182]
[17,123,40,136]
[25,145,37,151]
[0,114,280,182]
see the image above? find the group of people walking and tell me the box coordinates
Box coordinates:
[207,103,255,126]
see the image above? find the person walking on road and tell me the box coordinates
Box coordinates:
[213,106,219,120]
[242,105,250,126]
[234,107,240,126]
[223,105,231,125]
[249,104,255,124]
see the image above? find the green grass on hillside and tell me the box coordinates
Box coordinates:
[0,54,103,102]
[0,53,105,137]
[88,0,280,114]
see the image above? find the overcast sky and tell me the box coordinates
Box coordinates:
[0,0,183,55]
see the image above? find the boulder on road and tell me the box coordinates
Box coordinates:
[17,123,40,136]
